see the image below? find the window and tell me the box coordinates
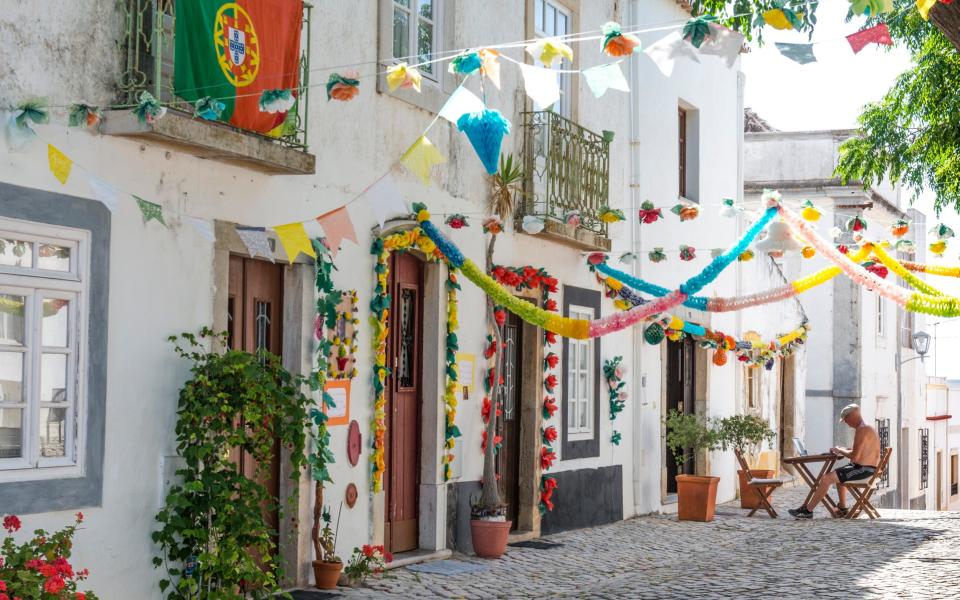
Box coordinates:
[379,0,453,111]
[744,366,760,410]
[534,0,573,118]
[678,108,687,200]
[561,285,601,459]
[920,428,929,490]
[0,221,86,479]
[900,307,914,349]
[677,104,700,202]
[951,453,958,497]
[877,295,886,338]
[566,306,593,439]
[392,0,438,80]
[875,418,890,488]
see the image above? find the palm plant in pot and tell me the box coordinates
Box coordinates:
[470,154,524,558]
[664,409,722,522]
[718,414,776,510]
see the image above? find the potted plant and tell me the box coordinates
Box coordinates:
[718,414,776,510]
[343,544,393,587]
[311,507,342,589]
[664,409,722,522]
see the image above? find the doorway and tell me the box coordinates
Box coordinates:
[497,310,525,530]
[937,450,943,511]
[385,252,424,553]
[665,337,696,493]
[227,255,284,550]
[779,356,797,467]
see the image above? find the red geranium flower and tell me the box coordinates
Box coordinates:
[2,515,21,533]
[362,544,374,557]
[384,551,394,563]
[0,581,6,592]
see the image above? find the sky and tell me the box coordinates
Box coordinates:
[741,0,960,379]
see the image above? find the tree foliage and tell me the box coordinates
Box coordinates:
[688,0,820,42]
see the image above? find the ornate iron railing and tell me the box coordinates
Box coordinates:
[115,0,312,150]
[519,111,612,236]
[875,418,890,489]
[920,428,929,490]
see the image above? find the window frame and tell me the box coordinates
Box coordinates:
[565,304,594,440]
[876,295,886,339]
[533,0,574,119]
[561,285,600,460]
[390,0,439,82]
[744,365,760,411]
[678,107,687,200]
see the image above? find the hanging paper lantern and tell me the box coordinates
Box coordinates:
[894,239,915,254]
[133,91,166,125]
[386,62,423,92]
[564,210,581,228]
[679,245,696,261]
[482,216,502,234]
[457,109,511,175]
[800,200,821,222]
[738,249,755,262]
[671,203,699,222]
[599,207,626,223]
[845,215,868,232]
[713,349,728,367]
[931,223,955,241]
[526,38,574,67]
[601,21,640,57]
[682,15,717,48]
[445,214,469,229]
[193,97,225,121]
[890,218,910,238]
[327,71,360,101]
[521,215,545,234]
[258,89,296,113]
[719,198,739,218]
[619,251,638,264]
[639,201,664,224]
[648,247,667,263]
[930,240,948,256]
[644,323,665,344]
[756,221,802,255]
[67,104,101,129]
[449,51,482,74]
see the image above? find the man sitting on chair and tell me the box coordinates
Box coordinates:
[789,404,880,519]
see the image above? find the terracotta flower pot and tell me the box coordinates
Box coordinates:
[737,469,776,509]
[675,474,720,522]
[470,519,512,558]
[312,560,343,589]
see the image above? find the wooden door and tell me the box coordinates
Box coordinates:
[665,337,695,493]
[386,252,423,553]
[227,255,283,546]
[497,310,523,530]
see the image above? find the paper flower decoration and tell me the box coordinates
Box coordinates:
[682,15,717,48]
[601,22,640,57]
[679,245,696,261]
[801,246,816,259]
[862,261,889,279]
[845,215,868,232]
[526,38,573,67]
[449,51,482,74]
[738,249,755,262]
[133,91,166,125]
[762,2,803,30]
[457,109,511,175]
[648,247,667,263]
[445,214,469,229]
[194,97,225,121]
[930,240,948,256]
[848,0,893,17]
[482,216,502,234]
[6,99,47,150]
[639,201,663,224]
[894,239,915,254]
[326,71,360,101]
[837,244,849,255]
[713,349,728,367]
[800,200,821,222]
[719,198,739,218]
[931,223,955,240]
[564,210,581,228]
[599,207,626,223]
[644,323,665,345]
[890,219,910,238]
[756,221,802,255]
[522,215,545,234]
[387,62,423,92]
[830,226,844,241]
[259,89,296,113]
[618,251,638,264]
[587,252,606,265]
[68,104,101,129]
[671,203,699,222]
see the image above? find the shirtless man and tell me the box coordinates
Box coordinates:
[788,404,881,519]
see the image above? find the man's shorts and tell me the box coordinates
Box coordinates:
[836,463,876,483]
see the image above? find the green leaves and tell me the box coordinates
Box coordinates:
[682,15,717,48]
[687,0,820,43]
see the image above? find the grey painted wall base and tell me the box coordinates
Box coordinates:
[447,480,481,554]
[540,465,623,535]
[875,489,899,509]
[909,494,927,510]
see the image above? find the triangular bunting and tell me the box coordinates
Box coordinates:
[438,86,485,124]
[400,135,446,186]
[187,217,216,242]
[86,175,118,212]
[47,144,72,185]
[775,42,817,65]
[273,222,317,263]
[582,62,630,98]
[236,227,275,261]
[519,63,561,109]
[316,206,358,258]
[644,31,700,78]
[134,196,165,226]
[364,173,408,227]
[918,0,937,20]
[697,24,745,68]
[846,23,892,54]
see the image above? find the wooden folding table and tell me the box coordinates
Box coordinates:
[783,453,840,517]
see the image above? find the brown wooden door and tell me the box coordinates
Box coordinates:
[386,252,423,553]
[665,337,695,493]
[227,255,283,547]
[497,311,523,530]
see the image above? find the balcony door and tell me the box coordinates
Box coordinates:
[533,0,573,118]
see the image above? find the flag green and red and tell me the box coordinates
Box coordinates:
[174,0,303,134]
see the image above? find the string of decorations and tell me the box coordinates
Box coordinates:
[309,240,338,490]
[604,357,627,445]
[323,290,359,380]
[443,269,462,482]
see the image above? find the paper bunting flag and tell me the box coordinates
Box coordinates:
[364,173,408,227]
[316,206,357,257]
[698,24,745,68]
[847,24,892,54]
[644,32,700,78]
[522,215,545,234]
[849,0,893,16]
[386,62,423,93]
[86,175,118,212]
[457,109,511,175]
[273,222,316,263]
[525,38,573,67]
[918,0,938,19]
[582,62,630,98]
[479,49,501,88]
[236,226,275,261]
[400,135,446,185]
[187,217,216,242]
[519,63,561,108]
[47,145,72,185]
[775,43,817,65]
[438,85,485,124]
[134,196,165,226]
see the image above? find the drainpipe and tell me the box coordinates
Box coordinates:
[896,311,905,508]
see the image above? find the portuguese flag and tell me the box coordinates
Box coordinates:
[174,0,303,134]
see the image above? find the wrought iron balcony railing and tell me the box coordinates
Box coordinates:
[115,0,312,150]
[518,111,612,237]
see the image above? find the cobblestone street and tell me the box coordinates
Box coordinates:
[327,486,960,599]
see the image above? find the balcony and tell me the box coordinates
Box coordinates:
[103,0,316,175]
[518,111,613,252]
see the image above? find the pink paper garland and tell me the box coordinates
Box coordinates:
[587,290,688,337]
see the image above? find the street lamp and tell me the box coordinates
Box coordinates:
[911,330,931,360]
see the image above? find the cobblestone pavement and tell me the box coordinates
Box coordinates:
[330,486,960,599]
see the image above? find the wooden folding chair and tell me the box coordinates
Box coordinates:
[839,447,893,520]
[734,449,784,518]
